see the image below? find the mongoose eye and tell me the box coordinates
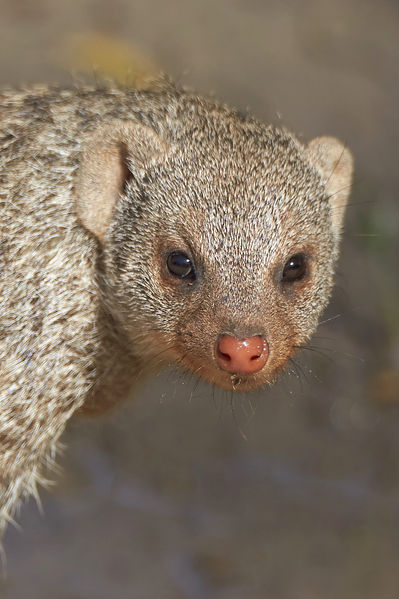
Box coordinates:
[166,251,195,279]
[282,253,307,282]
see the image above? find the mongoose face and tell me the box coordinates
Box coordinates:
[77,99,353,392]
[0,83,353,534]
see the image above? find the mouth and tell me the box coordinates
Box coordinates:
[178,354,274,391]
[217,371,274,392]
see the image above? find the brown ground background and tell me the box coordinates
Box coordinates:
[1,0,399,597]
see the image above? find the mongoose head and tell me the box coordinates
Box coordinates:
[76,96,353,392]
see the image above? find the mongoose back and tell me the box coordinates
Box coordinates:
[0,80,353,537]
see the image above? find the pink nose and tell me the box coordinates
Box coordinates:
[215,335,269,374]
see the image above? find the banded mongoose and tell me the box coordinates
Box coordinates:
[0,80,353,537]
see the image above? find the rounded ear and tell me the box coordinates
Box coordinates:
[306,136,354,234]
[75,121,169,242]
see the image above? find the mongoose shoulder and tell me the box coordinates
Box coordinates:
[0,80,353,536]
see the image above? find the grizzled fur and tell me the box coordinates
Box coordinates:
[0,80,353,537]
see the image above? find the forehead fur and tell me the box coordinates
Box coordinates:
[134,109,329,267]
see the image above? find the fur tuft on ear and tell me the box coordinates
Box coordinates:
[75,121,169,242]
[306,136,354,234]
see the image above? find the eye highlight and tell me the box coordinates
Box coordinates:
[166,251,196,280]
[282,253,307,283]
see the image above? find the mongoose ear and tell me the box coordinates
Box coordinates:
[306,136,354,234]
[76,121,169,242]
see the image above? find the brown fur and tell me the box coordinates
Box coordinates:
[0,79,353,537]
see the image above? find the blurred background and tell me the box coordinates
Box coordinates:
[1,0,399,597]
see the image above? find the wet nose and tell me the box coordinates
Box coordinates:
[215,335,269,374]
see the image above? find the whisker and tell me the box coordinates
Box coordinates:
[311,334,336,342]
[288,356,311,386]
[295,345,337,365]
[215,386,224,423]
[287,357,304,391]
[318,313,342,326]
[188,372,203,403]
[229,391,248,441]
[240,393,257,421]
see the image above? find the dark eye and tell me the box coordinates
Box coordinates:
[166,251,195,279]
[282,253,307,282]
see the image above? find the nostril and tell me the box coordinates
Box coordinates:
[250,353,261,361]
[215,334,269,374]
[217,349,231,362]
